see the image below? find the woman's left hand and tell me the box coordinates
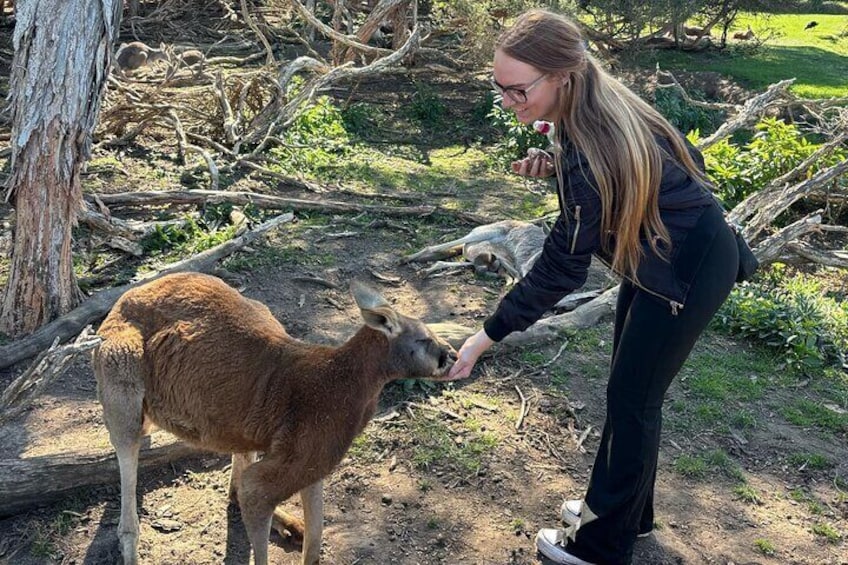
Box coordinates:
[511,147,555,178]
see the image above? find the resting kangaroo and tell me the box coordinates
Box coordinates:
[92,272,456,565]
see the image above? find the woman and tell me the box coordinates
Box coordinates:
[447,9,740,565]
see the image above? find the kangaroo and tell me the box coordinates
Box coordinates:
[92,272,456,565]
[114,41,169,73]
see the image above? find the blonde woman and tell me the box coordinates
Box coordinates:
[447,9,740,565]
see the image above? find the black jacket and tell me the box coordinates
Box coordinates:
[484,135,722,342]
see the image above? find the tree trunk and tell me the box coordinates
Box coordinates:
[0,0,121,337]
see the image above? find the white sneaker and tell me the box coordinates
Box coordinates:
[560,499,653,538]
[535,528,597,564]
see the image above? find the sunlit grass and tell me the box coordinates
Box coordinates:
[633,12,848,98]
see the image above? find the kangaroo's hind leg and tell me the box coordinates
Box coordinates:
[299,480,324,565]
[93,341,148,565]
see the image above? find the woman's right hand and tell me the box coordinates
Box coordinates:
[511,147,555,178]
[447,329,495,380]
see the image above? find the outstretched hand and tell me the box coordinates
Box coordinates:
[511,147,555,178]
[447,329,495,380]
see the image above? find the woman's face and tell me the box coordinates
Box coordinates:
[492,49,561,125]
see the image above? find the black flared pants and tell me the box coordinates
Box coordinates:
[566,204,739,564]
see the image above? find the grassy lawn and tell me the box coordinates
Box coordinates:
[633,12,848,98]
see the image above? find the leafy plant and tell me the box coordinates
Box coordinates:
[270,96,351,176]
[487,98,550,169]
[701,117,846,207]
[715,268,848,372]
[407,82,447,128]
[653,87,725,136]
[754,538,776,556]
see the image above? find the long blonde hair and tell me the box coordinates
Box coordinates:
[497,9,708,279]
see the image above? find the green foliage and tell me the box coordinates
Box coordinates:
[754,538,776,556]
[701,117,846,207]
[141,202,258,257]
[270,96,351,176]
[715,267,848,372]
[788,452,833,470]
[487,98,550,169]
[653,87,725,136]
[734,484,763,505]
[409,417,497,474]
[407,82,447,128]
[673,449,744,481]
[340,102,379,137]
[811,522,842,543]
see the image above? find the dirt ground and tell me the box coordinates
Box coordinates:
[1,222,847,565]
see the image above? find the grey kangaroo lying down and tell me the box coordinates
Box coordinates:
[92,272,456,565]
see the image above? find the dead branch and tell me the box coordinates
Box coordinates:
[786,241,848,268]
[83,189,494,224]
[214,70,238,145]
[751,212,822,265]
[233,159,326,192]
[741,158,848,241]
[0,327,102,425]
[290,0,391,59]
[240,0,275,66]
[245,24,421,146]
[429,286,620,350]
[655,69,738,112]
[0,212,295,370]
[729,133,848,227]
[186,144,220,190]
[697,79,795,150]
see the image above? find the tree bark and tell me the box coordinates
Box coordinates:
[0,0,121,337]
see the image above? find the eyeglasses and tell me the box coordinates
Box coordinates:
[490,74,547,104]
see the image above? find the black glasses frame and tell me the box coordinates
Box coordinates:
[490,74,546,104]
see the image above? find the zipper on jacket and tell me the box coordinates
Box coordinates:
[570,205,582,254]
[594,254,685,316]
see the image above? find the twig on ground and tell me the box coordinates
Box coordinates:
[514,385,529,431]
[575,425,593,453]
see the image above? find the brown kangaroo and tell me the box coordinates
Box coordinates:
[114,41,169,73]
[92,272,456,565]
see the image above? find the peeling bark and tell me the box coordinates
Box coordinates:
[0,0,122,337]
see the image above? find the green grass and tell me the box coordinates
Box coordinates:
[812,522,843,543]
[754,537,777,555]
[788,452,834,470]
[781,398,848,434]
[408,417,498,474]
[734,484,763,505]
[637,13,848,98]
[673,449,745,481]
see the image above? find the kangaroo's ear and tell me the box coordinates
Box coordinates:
[360,305,401,337]
[350,280,390,310]
[351,280,400,336]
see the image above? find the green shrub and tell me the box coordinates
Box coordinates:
[715,268,848,372]
[701,117,846,207]
[407,82,447,128]
[270,96,351,176]
[653,87,725,137]
[487,99,549,169]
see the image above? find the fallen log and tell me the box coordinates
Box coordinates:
[85,189,494,225]
[0,433,207,518]
[0,212,294,370]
